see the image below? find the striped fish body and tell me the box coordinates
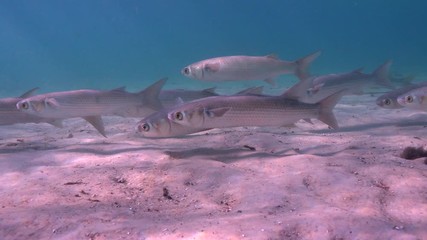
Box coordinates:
[168,93,341,131]
[16,79,166,119]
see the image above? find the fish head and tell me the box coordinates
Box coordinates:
[137,113,172,138]
[182,60,220,80]
[376,96,400,109]
[16,99,45,114]
[167,106,205,127]
[181,64,201,80]
[16,97,59,116]
[397,93,423,108]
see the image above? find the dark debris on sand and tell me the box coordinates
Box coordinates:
[400,146,427,160]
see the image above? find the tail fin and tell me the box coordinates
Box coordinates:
[281,76,315,100]
[140,77,168,110]
[295,50,321,80]
[373,60,394,89]
[317,91,345,129]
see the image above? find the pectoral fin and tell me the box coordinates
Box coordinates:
[303,118,314,124]
[48,119,64,128]
[83,116,107,137]
[31,101,45,112]
[45,98,61,108]
[205,107,231,118]
[204,63,220,73]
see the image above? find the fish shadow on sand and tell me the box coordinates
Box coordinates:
[163,145,348,163]
[292,145,349,157]
[309,120,427,134]
[164,147,284,163]
[63,145,159,155]
[0,142,61,154]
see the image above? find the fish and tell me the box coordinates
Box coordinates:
[396,86,427,111]
[136,86,265,138]
[181,51,321,85]
[376,82,427,109]
[16,78,167,137]
[137,108,212,138]
[284,60,394,104]
[166,91,344,134]
[0,88,63,127]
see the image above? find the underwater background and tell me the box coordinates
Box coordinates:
[0,0,426,97]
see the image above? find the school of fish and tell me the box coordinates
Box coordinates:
[0,51,425,138]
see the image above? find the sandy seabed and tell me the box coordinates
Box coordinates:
[0,93,426,240]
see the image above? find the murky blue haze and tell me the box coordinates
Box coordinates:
[0,0,426,97]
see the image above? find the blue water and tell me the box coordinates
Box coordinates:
[0,0,426,96]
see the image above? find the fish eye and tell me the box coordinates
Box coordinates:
[20,102,29,110]
[383,98,391,105]
[183,67,190,75]
[405,95,413,103]
[138,123,150,132]
[174,112,184,121]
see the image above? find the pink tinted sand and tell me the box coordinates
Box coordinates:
[0,94,426,239]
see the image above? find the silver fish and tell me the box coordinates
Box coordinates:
[136,86,265,138]
[285,60,394,104]
[16,78,166,136]
[397,86,427,111]
[137,108,211,138]
[166,92,343,133]
[181,51,321,85]
[0,88,63,127]
[376,82,427,109]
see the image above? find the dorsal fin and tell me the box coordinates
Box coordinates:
[266,54,279,59]
[139,77,167,110]
[110,86,126,92]
[352,67,364,73]
[174,97,185,106]
[202,87,217,94]
[19,87,39,98]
